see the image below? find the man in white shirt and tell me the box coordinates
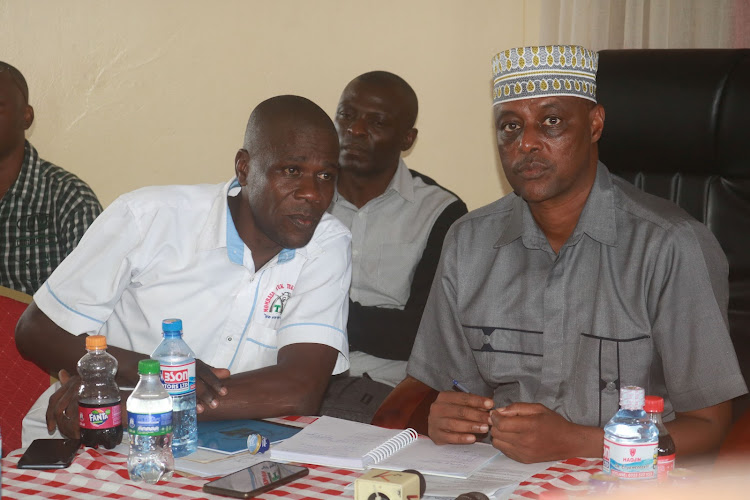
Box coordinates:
[322,72,466,422]
[16,95,352,444]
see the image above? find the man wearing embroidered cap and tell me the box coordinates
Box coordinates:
[405,45,746,463]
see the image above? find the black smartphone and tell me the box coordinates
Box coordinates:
[202,461,309,498]
[17,438,81,470]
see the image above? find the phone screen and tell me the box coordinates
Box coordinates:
[203,461,309,498]
[17,438,81,469]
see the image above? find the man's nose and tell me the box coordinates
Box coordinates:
[519,125,543,153]
[347,117,367,137]
[294,175,323,203]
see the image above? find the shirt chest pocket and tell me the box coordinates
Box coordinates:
[377,242,422,306]
[573,333,653,427]
[237,324,279,371]
[463,326,544,385]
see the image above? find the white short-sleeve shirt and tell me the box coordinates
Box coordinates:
[34,179,352,374]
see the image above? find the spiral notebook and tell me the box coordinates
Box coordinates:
[269,416,499,478]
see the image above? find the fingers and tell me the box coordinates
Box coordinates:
[46,374,82,439]
[195,359,229,413]
[428,391,494,445]
[493,402,546,417]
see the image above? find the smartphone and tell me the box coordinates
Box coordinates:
[17,438,81,469]
[202,461,309,498]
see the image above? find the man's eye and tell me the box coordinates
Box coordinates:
[318,172,335,181]
[501,123,519,133]
[544,116,561,126]
[283,167,300,176]
[337,110,352,120]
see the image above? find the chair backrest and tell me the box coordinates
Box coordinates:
[596,49,750,419]
[0,286,50,455]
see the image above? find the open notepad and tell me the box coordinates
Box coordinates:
[269,416,499,479]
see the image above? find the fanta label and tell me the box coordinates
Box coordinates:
[160,361,196,395]
[79,403,122,430]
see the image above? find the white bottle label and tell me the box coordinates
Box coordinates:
[603,437,657,480]
[160,361,196,396]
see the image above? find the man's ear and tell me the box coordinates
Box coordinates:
[235,149,250,185]
[23,105,34,130]
[590,104,605,143]
[401,127,418,152]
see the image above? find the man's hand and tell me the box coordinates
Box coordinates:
[490,402,603,463]
[195,359,230,413]
[428,390,493,444]
[46,370,82,439]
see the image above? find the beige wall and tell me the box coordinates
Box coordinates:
[1,0,542,209]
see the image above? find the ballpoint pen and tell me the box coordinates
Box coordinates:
[452,379,470,393]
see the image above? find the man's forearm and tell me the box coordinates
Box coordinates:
[197,343,338,421]
[664,401,732,457]
[16,302,148,388]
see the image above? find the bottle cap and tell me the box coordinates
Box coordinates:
[644,395,664,413]
[247,433,270,454]
[162,318,183,333]
[619,386,645,410]
[138,359,161,375]
[85,335,107,350]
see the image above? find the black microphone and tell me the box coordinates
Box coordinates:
[455,492,490,500]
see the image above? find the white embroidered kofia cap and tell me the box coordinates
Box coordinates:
[492,45,598,105]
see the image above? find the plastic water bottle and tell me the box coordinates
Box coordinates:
[151,318,197,457]
[127,359,174,484]
[602,385,658,480]
[78,335,123,449]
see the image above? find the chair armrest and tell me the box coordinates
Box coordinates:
[370,376,438,435]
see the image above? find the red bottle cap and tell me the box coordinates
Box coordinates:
[644,395,664,413]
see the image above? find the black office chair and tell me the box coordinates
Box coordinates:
[597,49,750,420]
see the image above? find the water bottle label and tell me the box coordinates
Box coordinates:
[79,403,122,430]
[128,411,173,436]
[160,361,196,396]
[603,437,658,480]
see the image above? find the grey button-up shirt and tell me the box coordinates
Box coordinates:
[408,162,747,427]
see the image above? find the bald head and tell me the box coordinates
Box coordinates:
[350,71,418,128]
[232,95,340,261]
[0,61,29,104]
[243,95,337,153]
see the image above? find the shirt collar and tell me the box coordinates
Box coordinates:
[198,178,301,267]
[388,158,415,203]
[494,162,617,249]
[332,157,414,206]
[196,178,235,254]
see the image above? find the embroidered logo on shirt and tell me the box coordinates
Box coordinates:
[263,283,294,319]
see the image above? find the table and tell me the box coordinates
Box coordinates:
[1,414,604,499]
[1,449,603,499]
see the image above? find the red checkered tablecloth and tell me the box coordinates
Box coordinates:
[1,449,602,499]
[1,446,361,500]
[511,457,604,498]
[1,413,602,500]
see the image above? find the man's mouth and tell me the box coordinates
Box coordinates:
[513,158,551,179]
[288,214,318,228]
[340,143,369,154]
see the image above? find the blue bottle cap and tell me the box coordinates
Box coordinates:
[247,433,270,454]
[162,318,183,333]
